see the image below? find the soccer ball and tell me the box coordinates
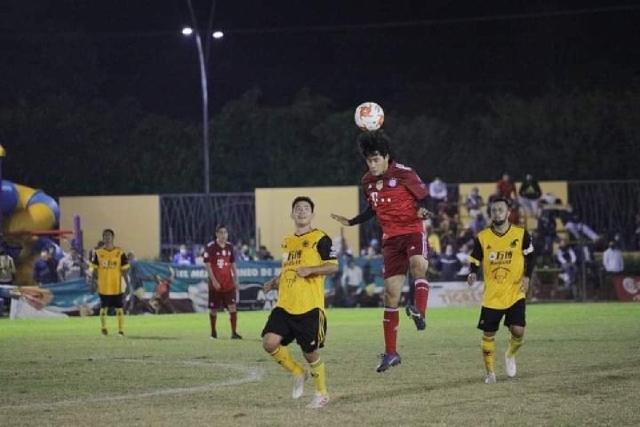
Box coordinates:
[354,102,384,131]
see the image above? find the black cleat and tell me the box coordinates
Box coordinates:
[405,305,426,331]
[210,331,217,340]
[231,332,243,340]
[376,353,402,372]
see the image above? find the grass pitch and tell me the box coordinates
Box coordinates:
[1,303,639,427]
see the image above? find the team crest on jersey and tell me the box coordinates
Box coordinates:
[303,241,310,248]
[389,178,397,187]
[375,180,383,190]
[510,239,519,249]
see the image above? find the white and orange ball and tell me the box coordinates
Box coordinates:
[354,102,384,131]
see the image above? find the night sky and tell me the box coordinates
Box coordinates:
[2,0,639,119]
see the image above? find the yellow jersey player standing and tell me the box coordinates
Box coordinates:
[467,197,534,383]
[90,229,130,337]
[262,196,339,409]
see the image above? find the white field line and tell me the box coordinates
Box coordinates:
[3,359,265,410]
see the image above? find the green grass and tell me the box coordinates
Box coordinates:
[1,303,639,427]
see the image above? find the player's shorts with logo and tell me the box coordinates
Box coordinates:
[209,289,237,309]
[262,307,326,353]
[477,298,526,332]
[382,232,428,278]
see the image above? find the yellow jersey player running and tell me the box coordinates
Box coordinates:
[467,197,534,383]
[90,229,130,337]
[262,196,339,409]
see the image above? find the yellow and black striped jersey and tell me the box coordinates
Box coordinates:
[470,225,533,309]
[276,229,338,315]
[91,247,129,295]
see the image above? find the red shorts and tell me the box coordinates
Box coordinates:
[382,232,428,279]
[209,289,237,310]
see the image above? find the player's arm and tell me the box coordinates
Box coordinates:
[296,236,339,277]
[403,170,433,219]
[331,205,375,226]
[467,236,483,286]
[264,274,281,292]
[522,231,535,293]
[120,252,131,293]
[231,262,239,290]
[205,262,221,290]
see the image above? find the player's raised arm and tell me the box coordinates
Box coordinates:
[331,205,375,227]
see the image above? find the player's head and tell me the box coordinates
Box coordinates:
[216,224,229,242]
[102,229,115,245]
[358,130,392,176]
[489,197,510,227]
[291,196,315,225]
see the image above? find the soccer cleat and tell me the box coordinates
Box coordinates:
[101,328,108,336]
[305,393,329,409]
[376,353,401,373]
[117,332,125,338]
[405,305,426,331]
[484,372,497,384]
[505,351,517,378]
[210,331,217,340]
[292,370,309,399]
[231,332,243,340]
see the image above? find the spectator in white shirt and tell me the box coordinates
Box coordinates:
[556,239,578,298]
[429,176,448,213]
[603,241,624,273]
[57,247,87,281]
[341,257,363,301]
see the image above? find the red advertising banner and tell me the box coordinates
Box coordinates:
[612,275,640,302]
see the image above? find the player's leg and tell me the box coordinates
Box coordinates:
[114,294,125,337]
[406,237,429,331]
[262,307,306,397]
[504,299,526,378]
[227,291,242,339]
[98,294,108,335]
[208,290,218,339]
[378,274,404,372]
[300,309,328,407]
[477,306,503,383]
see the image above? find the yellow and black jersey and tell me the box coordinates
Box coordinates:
[469,225,534,310]
[276,229,338,315]
[90,247,129,295]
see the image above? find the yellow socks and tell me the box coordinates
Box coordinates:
[116,308,125,334]
[507,334,524,357]
[309,358,327,395]
[481,335,496,373]
[269,345,305,376]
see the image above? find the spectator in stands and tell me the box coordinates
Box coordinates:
[536,203,559,266]
[456,243,472,278]
[575,242,600,295]
[556,239,578,299]
[238,244,255,261]
[429,176,448,214]
[602,241,624,300]
[33,249,57,285]
[469,212,487,235]
[0,246,16,315]
[558,204,600,243]
[437,244,461,281]
[497,173,517,202]
[341,256,363,305]
[457,226,476,250]
[195,247,206,265]
[518,174,542,216]
[603,241,624,274]
[56,247,87,281]
[257,245,274,260]
[634,213,640,250]
[172,244,195,265]
[465,187,484,219]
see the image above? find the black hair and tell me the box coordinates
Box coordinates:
[292,196,315,212]
[216,224,228,232]
[102,228,115,237]
[357,130,392,160]
[490,197,511,207]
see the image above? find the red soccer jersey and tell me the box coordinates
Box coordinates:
[203,241,236,291]
[362,161,429,240]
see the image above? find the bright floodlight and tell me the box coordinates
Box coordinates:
[182,27,193,36]
[212,31,224,39]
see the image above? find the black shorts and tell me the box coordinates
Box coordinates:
[261,307,326,354]
[99,293,124,309]
[477,298,526,332]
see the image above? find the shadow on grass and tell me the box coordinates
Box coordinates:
[122,335,179,341]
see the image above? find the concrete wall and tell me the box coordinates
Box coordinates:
[255,186,361,258]
[59,195,160,259]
